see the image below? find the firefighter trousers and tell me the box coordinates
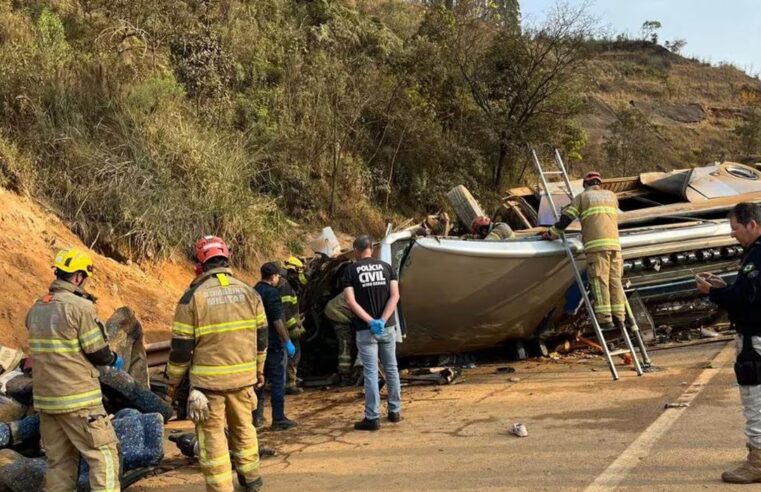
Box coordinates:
[286,337,301,388]
[40,408,120,492]
[196,386,260,492]
[586,250,626,325]
[334,323,353,375]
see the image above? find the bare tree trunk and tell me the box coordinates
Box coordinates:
[384,129,406,211]
[493,138,508,190]
[329,140,341,218]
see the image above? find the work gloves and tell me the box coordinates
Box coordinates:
[369,318,385,336]
[112,354,124,371]
[284,339,296,358]
[187,389,210,424]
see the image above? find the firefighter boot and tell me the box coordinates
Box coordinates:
[722,445,761,483]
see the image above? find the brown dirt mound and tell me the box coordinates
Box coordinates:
[0,189,193,349]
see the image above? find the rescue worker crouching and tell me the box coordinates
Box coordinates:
[325,292,356,386]
[26,248,123,492]
[281,256,306,395]
[470,216,514,241]
[165,236,267,492]
[697,202,761,484]
[542,171,625,332]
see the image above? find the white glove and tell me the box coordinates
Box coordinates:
[187,389,210,424]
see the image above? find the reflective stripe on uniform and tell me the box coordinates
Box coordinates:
[583,238,620,250]
[564,206,580,218]
[281,295,298,305]
[29,337,79,354]
[200,452,231,468]
[205,471,232,485]
[33,388,102,412]
[286,317,300,328]
[255,313,266,328]
[594,304,612,314]
[172,322,194,337]
[190,360,256,377]
[580,206,618,219]
[79,327,105,350]
[216,273,230,286]
[236,460,260,473]
[610,303,626,313]
[195,319,258,337]
[166,361,190,379]
[233,446,259,459]
[100,444,116,492]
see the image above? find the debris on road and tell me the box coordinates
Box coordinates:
[509,423,529,437]
[664,402,690,409]
[399,367,461,386]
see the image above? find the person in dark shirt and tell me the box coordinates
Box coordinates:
[343,235,402,431]
[254,262,297,431]
[698,202,761,483]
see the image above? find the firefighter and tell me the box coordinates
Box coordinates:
[542,171,624,331]
[165,236,267,492]
[697,202,761,483]
[26,248,123,492]
[470,216,515,240]
[284,256,310,289]
[281,257,306,394]
[325,292,355,385]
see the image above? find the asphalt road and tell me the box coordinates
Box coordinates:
[134,340,750,491]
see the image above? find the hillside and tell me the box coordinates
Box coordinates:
[0,189,191,348]
[578,41,761,178]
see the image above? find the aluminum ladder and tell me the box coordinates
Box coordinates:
[530,147,652,380]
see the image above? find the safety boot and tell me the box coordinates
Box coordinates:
[237,473,263,492]
[722,445,761,483]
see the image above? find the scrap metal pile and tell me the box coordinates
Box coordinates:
[0,308,170,491]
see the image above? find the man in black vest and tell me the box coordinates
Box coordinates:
[698,202,761,483]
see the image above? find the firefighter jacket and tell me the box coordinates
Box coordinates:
[26,280,114,414]
[325,293,353,325]
[166,267,268,391]
[485,223,515,241]
[550,187,621,252]
[709,237,761,336]
[278,278,304,338]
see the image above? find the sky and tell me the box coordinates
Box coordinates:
[520,0,761,76]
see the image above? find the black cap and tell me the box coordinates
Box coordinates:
[260,262,281,278]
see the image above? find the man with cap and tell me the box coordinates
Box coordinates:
[26,248,123,492]
[254,262,298,431]
[165,236,268,492]
[542,171,625,332]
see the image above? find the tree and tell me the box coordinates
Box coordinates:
[604,107,661,176]
[736,106,761,155]
[665,38,687,54]
[437,1,594,189]
[640,20,661,44]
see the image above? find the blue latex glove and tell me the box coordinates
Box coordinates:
[369,318,385,336]
[284,339,296,358]
[112,354,124,371]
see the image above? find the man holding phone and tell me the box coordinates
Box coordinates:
[697,202,761,483]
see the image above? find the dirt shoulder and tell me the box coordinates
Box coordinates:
[0,189,192,347]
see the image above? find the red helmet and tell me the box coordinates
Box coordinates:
[195,236,230,264]
[470,216,492,235]
[583,171,602,186]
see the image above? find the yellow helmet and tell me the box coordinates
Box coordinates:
[53,248,94,277]
[283,256,304,272]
